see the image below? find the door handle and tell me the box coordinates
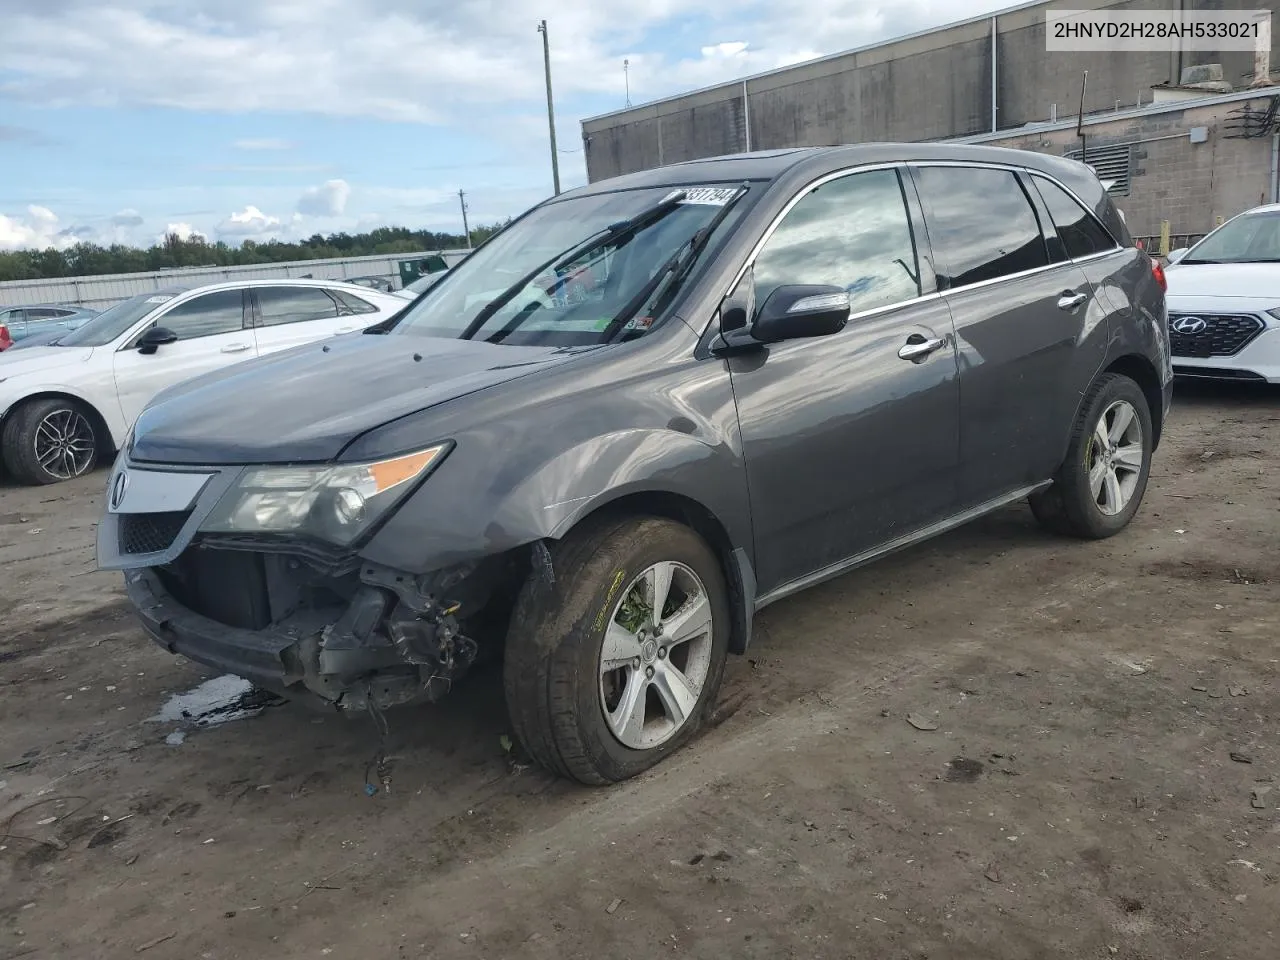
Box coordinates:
[336,326,358,334]
[1057,290,1089,311]
[220,343,252,354]
[898,335,946,363]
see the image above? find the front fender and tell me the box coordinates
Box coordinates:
[0,378,124,443]
[359,426,752,576]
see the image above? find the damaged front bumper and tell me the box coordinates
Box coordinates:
[125,558,481,712]
[98,459,501,713]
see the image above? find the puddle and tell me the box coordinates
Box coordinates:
[148,674,284,728]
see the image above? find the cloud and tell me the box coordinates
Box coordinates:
[111,208,145,227]
[0,1,1008,123]
[217,205,282,237]
[233,137,295,150]
[0,0,1013,246]
[0,205,74,251]
[297,179,351,217]
[165,222,208,242]
[0,124,55,146]
[700,41,748,59]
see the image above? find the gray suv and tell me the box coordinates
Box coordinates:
[98,143,1171,784]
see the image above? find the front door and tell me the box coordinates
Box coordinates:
[112,288,256,429]
[726,166,961,595]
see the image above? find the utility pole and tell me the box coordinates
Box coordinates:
[537,19,561,195]
[624,58,632,107]
[458,189,472,248]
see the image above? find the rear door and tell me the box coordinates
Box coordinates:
[908,163,1103,508]
[726,164,961,594]
[249,285,362,356]
[112,288,256,428]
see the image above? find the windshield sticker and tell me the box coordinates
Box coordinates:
[680,186,740,206]
[145,295,175,303]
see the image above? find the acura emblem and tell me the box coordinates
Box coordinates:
[110,470,130,510]
[1171,316,1207,335]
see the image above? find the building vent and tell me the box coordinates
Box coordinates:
[1064,142,1133,196]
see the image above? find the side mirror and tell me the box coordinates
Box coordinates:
[1165,247,1189,265]
[137,326,178,355]
[751,284,851,344]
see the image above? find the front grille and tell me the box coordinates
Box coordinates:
[1168,313,1265,358]
[119,511,191,555]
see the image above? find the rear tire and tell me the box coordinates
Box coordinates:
[1029,373,1152,539]
[503,515,731,785]
[1,397,100,486]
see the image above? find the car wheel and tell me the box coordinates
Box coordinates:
[1,397,99,486]
[503,515,731,785]
[1029,372,1153,539]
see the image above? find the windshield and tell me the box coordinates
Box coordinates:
[1183,211,1280,264]
[391,185,748,346]
[57,291,182,347]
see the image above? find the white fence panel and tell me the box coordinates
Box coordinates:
[0,249,471,309]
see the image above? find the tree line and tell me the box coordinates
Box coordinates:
[0,222,510,283]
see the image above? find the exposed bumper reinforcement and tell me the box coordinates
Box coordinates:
[126,567,308,694]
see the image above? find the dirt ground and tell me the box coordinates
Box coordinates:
[1,381,1277,960]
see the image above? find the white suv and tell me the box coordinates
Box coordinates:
[0,278,406,485]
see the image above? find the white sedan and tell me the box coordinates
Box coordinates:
[1165,203,1280,384]
[0,278,406,485]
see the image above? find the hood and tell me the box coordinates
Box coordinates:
[0,344,95,376]
[1165,262,1280,302]
[130,332,587,465]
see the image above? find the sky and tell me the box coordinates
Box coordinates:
[0,0,1009,252]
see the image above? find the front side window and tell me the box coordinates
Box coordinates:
[1183,210,1280,264]
[753,167,922,314]
[914,166,1050,288]
[1032,175,1116,260]
[256,287,341,327]
[152,290,246,340]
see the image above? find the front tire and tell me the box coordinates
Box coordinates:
[1,397,99,486]
[503,515,731,785]
[1029,372,1153,539]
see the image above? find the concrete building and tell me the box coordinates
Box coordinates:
[580,0,1280,238]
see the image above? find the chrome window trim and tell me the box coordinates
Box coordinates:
[707,159,1127,339]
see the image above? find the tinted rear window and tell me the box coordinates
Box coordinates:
[1032,175,1117,260]
[913,166,1050,288]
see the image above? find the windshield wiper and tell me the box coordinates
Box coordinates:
[457,189,690,341]
[598,181,749,343]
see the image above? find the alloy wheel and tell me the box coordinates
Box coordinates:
[34,408,96,480]
[599,561,715,750]
[1086,399,1144,516]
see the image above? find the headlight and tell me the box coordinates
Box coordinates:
[200,443,450,546]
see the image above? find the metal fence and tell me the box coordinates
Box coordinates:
[0,249,472,310]
[1132,234,1205,256]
